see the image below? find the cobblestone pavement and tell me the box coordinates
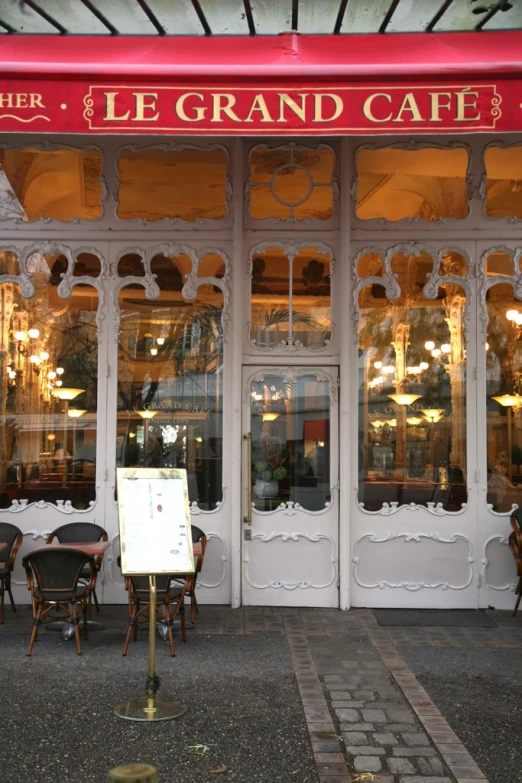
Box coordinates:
[2,605,520,782]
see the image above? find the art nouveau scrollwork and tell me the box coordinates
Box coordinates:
[355,242,470,515]
[244,532,336,590]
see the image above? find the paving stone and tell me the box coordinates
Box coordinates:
[335,708,360,722]
[353,756,382,773]
[331,700,365,708]
[402,732,430,747]
[341,732,368,745]
[345,746,386,755]
[387,757,416,774]
[329,691,353,700]
[397,778,453,783]
[373,732,399,745]
[447,767,486,779]
[339,722,375,731]
[353,690,376,700]
[386,709,416,723]
[362,708,387,722]
[417,757,445,775]
[393,748,437,757]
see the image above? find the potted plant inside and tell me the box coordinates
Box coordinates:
[253,462,287,498]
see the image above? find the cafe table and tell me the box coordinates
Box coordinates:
[32,540,111,639]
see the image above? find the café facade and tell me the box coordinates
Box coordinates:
[1,19,522,611]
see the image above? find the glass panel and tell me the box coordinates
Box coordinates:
[74,252,101,278]
[251,247,290,348]
[0,148,102,221]
[292,248,331,348]
[439,251,467,277]
[250,374,331,511]
[118,253,145,278]
[357,252,384,278]
[249,144,335,221]
[198,253,226,279]
[0,250,20,276]
[485,145,522,219]
[356,147,469,221]
[250,246,331,350]
[486,251,513,278]
[117,148,228,222]
[358,252,467,511]
[116,259,224,510]
[0,259,98,510]
[486,282,522,512]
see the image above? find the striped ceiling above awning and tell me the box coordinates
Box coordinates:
[0,0,520,37]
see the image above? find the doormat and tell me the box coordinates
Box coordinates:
[373,609,497,628]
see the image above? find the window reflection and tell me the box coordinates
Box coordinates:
[485,271,522,512]
[0,254,99,510]
[250,245,331,350]
[117,147,228,222]
[249,144,335,221]
[0,148,103,221]
[116,256,224,510]
[357,251,467,511]
[485,145,522,219]
[356,146,469,221]
[250,375,331,512]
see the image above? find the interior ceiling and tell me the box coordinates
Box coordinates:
[0,0,520,36]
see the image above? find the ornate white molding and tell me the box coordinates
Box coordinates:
[481,534,517,591]
[243,532,336,590]
[252,498,334,517]
[245,366,337,405]
[357,499,468,517]
[198,533,228,589]
[353,532,474,591]
[4,498,96,514]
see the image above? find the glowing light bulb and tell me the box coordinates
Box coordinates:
[441,344,451,354]
[40,351,49,361]
[14,331,27,342]
[373,361,382,369]
[420,362,429,370]
[432,348,441,358]
[157,337,165,346]
[29,354,41,365]
[28,328,40,339]
[424,340,435,351]
[506,309,519,321]
[47,370,57,379]
[56,367,64,375]
[150,347,158,356]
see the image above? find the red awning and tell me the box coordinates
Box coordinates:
[0,31,521,81]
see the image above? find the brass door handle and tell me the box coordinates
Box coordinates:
[243,432,252,525]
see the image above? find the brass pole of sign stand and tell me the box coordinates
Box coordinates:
[114,575,187,722]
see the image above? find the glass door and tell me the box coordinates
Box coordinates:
[242,366,339,607]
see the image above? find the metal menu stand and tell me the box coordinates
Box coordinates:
[115,467,194,722]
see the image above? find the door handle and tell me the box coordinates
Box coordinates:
[243,432,252,525]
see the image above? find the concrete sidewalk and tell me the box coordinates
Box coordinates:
[0,605,520,783]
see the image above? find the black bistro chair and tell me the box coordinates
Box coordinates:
[0,522,23,623]
[173,525,207,626]
[22,548,96,655]
[122,573,188,657]
[509,507,522,617]
[46,523,108,612]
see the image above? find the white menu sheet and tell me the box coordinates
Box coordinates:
[118,469,194,575]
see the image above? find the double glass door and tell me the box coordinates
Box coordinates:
[241,366,339,607]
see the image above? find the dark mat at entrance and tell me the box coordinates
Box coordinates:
[373,609,497,627]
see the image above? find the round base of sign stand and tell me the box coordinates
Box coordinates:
[114,697,187,722]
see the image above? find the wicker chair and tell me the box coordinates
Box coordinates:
[22,547,96,655]
[122,573,188,657]
[172,525,207,625]
[46,523,108,612]
[0,522,23,623]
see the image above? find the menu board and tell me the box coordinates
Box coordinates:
[117,468,194,576]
